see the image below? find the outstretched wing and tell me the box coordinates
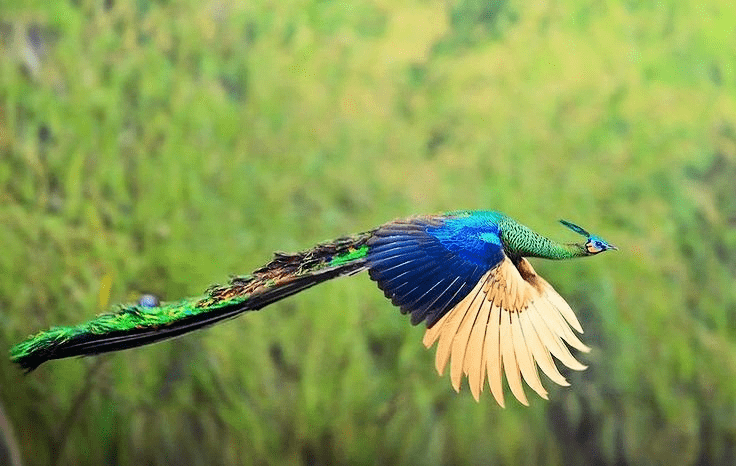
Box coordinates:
[365,215,589,406]
[423,257,590,406]
[365,215,504,327]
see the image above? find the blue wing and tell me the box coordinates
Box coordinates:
[365,214,505,326]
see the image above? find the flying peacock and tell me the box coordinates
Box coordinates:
[11,211,616,407]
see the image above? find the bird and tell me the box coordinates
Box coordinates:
[11,211,616,407]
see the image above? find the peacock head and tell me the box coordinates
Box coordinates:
[559,219,617,255]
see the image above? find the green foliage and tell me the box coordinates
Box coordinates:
[2,0,736,465]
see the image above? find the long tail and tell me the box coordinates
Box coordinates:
[11,232,374,371]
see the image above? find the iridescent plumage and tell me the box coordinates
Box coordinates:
[11,211,615,406]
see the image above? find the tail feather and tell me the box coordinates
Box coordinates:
[11,232,373,371]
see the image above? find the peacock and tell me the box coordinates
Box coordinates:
[11,211,616,407]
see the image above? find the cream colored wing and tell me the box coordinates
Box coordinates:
[422,257,590,407]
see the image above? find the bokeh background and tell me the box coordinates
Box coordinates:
[2,0,736,465]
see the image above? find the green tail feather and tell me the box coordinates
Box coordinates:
[11,232,373,371]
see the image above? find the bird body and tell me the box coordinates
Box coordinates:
[11,211,615,406]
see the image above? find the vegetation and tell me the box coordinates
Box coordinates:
[1,0,735,464]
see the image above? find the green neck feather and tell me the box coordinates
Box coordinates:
[498,218,589,260]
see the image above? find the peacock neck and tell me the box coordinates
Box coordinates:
[498,219,588,260]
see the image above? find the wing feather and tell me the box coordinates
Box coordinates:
[465,293,492,401]
[433,293,470,376]
[518,309,569,387]
[486,302,504,407]
[533,297,591,354]
[527,302,587,371]
[367,217,491,328]
[449,282,484,392]
[511,310,547,399]
[423,257,589,406]
[389,275,445,307]
[542,285,584,333]
[375,258,440,282]
[500,311,528,406]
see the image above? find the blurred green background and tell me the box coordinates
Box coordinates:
[1,0,736,464]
